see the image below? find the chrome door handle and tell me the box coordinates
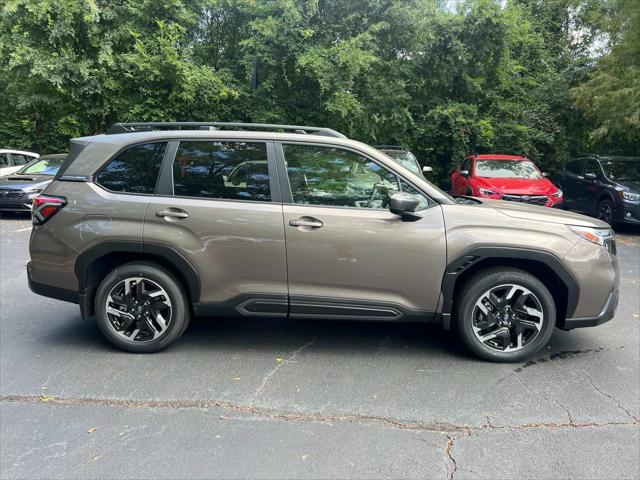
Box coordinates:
[289,218,324,228]
[156,209,189,219]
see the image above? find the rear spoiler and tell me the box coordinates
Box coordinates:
[53,137,92,181]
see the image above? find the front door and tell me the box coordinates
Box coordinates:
[144,139,288,317]
[579,159,604,214]
[452,158,471,195]
[278,143,446,321]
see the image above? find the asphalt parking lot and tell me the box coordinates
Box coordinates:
[1,213,638,480]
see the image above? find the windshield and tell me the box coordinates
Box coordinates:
[18,155,66,176]
[382,150,421,174]
[475,159,542,179]
[601,160,640,182]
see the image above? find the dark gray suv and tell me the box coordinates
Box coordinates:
[28,123,619,361]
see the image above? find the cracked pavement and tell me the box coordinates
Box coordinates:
[1,215,639,479]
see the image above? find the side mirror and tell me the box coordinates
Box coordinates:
[460,170,469,177]
[389,192,421,221]
[584,172,597,180]
[422,166,433,173]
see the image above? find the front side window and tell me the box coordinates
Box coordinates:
[566,159,585,175]
[283,144,427,209]
[12,154,28,165]
[584,159,601,178]
[97,142,166,194]
[475,160,542,179]
[0,154,8,168]
[172,141,270,202]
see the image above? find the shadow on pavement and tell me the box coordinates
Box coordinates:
[38,311,475,360]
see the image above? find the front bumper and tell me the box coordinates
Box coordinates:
[559,289,618,330]
[618,201,640,224]
[0,190,34,211]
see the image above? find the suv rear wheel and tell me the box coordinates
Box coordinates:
[95,262,190,353]
[455,267,555,362]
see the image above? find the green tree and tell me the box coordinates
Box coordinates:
[572,0,640,150]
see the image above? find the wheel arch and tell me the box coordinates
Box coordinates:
[597,190,617,207]
[74,242,200,318]
[440,247,579,330]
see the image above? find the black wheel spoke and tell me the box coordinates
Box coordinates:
[512,291,529,310]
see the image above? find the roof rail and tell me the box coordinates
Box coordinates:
[374,145,406,150]
[106,122,346,139]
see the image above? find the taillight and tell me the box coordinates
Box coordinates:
[32,195,67,225]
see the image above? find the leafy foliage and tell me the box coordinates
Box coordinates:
[0,0,637,185]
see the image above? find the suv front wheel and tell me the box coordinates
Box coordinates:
[455,267,556,362]
[95,262,190,353]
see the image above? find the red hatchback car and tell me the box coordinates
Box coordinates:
[451,154,563,207]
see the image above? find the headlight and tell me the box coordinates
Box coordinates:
[478,187,499,197]
[551,189,563,198]
[568,226,614,246]
[621,191,640,201]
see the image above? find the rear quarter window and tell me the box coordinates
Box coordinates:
[96,142,167,194]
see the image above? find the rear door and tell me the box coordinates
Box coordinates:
[0,153,10,176]
[277,142,446,321]
[144,139,288,316]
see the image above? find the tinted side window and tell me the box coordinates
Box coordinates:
[0,154,8,167]
[12,154,29,165]
[566,159,585,174]
[584,159,601,177]
[172,141,270,201]
[97,142,166,194]
[283,144,403,209]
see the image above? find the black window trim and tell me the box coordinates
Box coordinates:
[93,139,170,197]
[274,140,437,212]
[154,138,281,204]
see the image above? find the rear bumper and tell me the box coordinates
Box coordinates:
[27,261,92,318]
[559,289,618,330]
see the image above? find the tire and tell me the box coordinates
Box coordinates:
[455,267,556,362]
[94,262,190,353]
[597,198,615,226]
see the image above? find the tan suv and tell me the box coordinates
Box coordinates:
[28,123,619,361]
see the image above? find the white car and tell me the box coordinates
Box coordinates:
[0,149,39,176]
